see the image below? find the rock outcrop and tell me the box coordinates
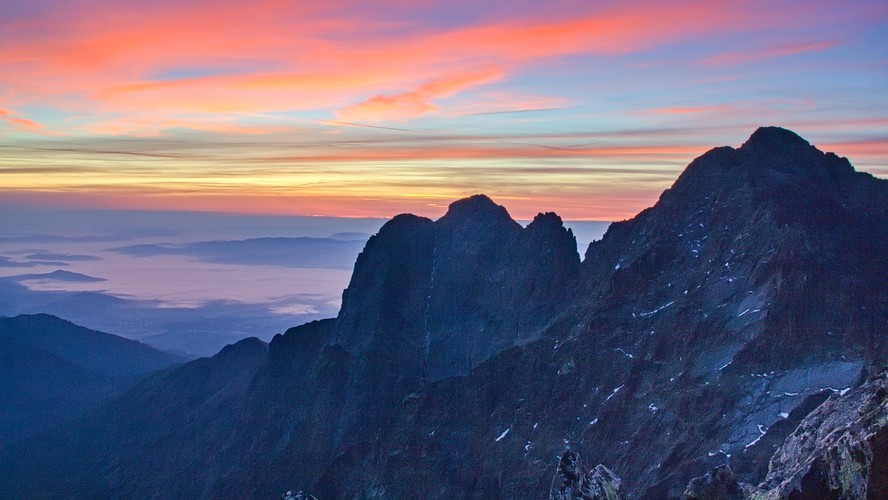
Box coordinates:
[550,451,624,500]
[683,464,750,500]
[756,371,888,499]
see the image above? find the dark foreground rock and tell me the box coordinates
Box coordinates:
[683,464,750,500]
[756,370,888,499]
[550,451,624,500]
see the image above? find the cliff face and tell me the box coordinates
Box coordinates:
[757,370,888,499]
[335,195,579,383]
[2,127,886,499]
[309,127,888,498]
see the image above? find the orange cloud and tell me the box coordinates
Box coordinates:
[0,108,41,130]
[0,185,657,221]
[248,143,704,163]
[820,139,888,158]
[337,67,504,121]
[0,0,773,132]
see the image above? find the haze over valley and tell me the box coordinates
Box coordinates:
[0,207,608,355]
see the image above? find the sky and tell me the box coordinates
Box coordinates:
[1,0,887,221]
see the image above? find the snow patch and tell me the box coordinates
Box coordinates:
[745,424,767,448]
[495,428,510,442]
[638,301,675,318]
[605,385,624,401]
[615,348,634,359]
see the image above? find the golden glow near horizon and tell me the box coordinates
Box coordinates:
[1,0,886,220]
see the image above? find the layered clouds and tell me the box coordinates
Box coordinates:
[1,0,886,219]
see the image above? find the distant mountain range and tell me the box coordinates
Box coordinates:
[0,314,181,448]
[8,269,105,282]
[108,236,368,269]
[1,127,886,498]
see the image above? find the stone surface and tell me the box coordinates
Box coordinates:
[683,464,746,500]
[550,451,624,500]
[756,371,888,499]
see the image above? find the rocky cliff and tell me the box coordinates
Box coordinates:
[756,370,888,498]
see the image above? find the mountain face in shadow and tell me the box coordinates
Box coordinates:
[0,314,181,448]
[2,127,886,499]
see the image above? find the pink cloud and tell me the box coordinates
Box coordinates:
[647,105,732,114]
[0,108,41,130]
[0,0,793,132]
[702,40,840,66]
[337,67,504,121]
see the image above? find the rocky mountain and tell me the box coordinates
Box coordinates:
[1,127,885,499]
[0,314,181,448]
[756,369,888,498]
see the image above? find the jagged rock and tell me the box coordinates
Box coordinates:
[757,371,888,499]
[550,451,624,500]
[587,465,625,500]
[683,464,746,500]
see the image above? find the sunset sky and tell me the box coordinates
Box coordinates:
[1,0,886,220]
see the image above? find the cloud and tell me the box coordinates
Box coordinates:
[647,105,732,114]
[337,67,503,121]
[702,40,840,66]
[0,0,885,220]
[0,0,791,131]
[0,108,41,130]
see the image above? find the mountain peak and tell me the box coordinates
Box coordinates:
[740,126,812,153]
[438,194,518,228]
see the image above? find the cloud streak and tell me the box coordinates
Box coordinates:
[0,0,828,126]
[0,108,41,130]
[0,0,885,219]
[337,67,504,121]
[702,40,841,66]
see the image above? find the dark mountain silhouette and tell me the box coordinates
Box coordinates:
[0,314,181,448]
[1,127,886,499]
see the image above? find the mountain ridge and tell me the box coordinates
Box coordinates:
[2,127,886,499]
[0,313,181,449]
